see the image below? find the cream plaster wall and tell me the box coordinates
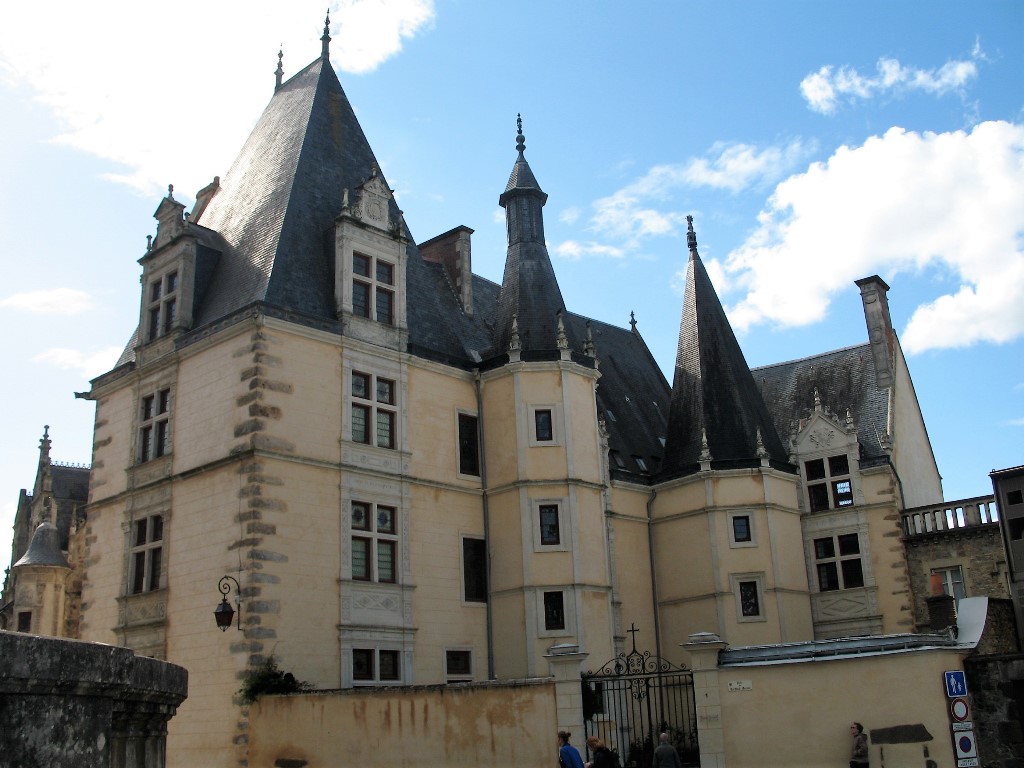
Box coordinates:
[890,344,944,507]
[711,650,965,768]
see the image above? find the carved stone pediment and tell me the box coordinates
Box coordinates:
[354,170,394,231]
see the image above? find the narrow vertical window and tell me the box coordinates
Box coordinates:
[543,591,565,631]
[145,271,179,341]
[17,612,31,633]
[458,414,480,476]
[138,388,171,463]
[534,409,553,442]
[732,515,751,543]
[351,252,395,325]
[129,514,163,594]
[351,371,397,449]
[462,538,487,603]
[350,501,399,583]
[738,581,760,617]
[539,504,561,545]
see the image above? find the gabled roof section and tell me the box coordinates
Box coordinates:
[194,55,386,325]
[660,218,789,477]
[754,343,892,465]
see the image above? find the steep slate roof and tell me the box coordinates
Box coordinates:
[753,343,892,466]
[660,219,789,479]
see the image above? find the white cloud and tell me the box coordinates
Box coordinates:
[0,1,436,197]
[33,347,126,379]
[559,206,582,224]
[586,140,806,246]
[801,53,979,114]
[720,121,1024,354]
[0,288,95,314]
[1009,417,1024,427]
[554,240,625,261]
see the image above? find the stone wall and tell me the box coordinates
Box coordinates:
[0,632,187,767]
[964,653,1024,768]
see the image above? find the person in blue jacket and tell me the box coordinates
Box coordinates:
[558,730,585,768]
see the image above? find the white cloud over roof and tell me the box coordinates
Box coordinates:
[801,54,980,114]
[721,121,1024,353]
[0,0,436,197]
[1,288,95,314]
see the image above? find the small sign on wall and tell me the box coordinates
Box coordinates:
[727,680,752,691]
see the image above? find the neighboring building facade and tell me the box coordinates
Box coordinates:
[0,427,89,637]
[7,29,973,767]
[991,464,1024,648]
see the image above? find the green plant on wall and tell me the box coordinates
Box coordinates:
[238,656,311,704]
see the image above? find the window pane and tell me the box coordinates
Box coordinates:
[739,581,760,616]
[543,591,565,630]
[134,519,148,547]
[804,459,826,481]
[376,261,394,285]
[535,409,553,441]
[817,562,840,591]
[352,502,369,530]
[837,533,860,556]
[140,426,153,462]
[352,253,370,277]
[352,648,373,680]
[376,378,395,405]
[377,541,395,583]
[150,516,163,542]
[829,454,850,476]
[163,298,177,334]
[148,547,162,591]
[352,372,370,399]
[376,410,394,449]
[143,395,155,420]
[539,505,560,545]
[148,307,160,341]
[166,272,178,293]
[732,516,751,543]
[158,389,171,413]
[463,538,487,603]
[808,484,830,512]
[841,558,864,589]
[352,405,369,444]
[446,650,471,676]
[376,288,393,324]
[132,551,147,594]
[352,281,370,317]
[150,280,163,302]
[376,506,395,534]
[352,538,370,580]
[458,414,480,476]
[833,480,854,507]
[379,650,400,681]
[17,611,31,633]
[814,537,835,559]
[155,420,169,457]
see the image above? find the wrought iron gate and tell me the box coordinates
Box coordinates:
[581,629,699,767]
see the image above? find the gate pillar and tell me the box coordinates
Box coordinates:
[545,643,590,738]
[684,632,727,768]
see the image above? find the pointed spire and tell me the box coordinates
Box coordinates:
[321,10,332,60]
[584,321,596,357]
[661,215,789,477]
[629,311,637,333]
[493,115,566,358]
[275,47,284,91]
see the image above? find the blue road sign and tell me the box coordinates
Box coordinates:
[945,670,968,698]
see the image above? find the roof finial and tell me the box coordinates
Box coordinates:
[275,46,284,91]
[167,184,174,200]
[813,387,822,412]
[508,314,522,352]
[321,10,332,60]
[686,215,698,256]
[556,310,569,350]
[584,321,595,357]
[629,310,637,333]
[515,113,525,157]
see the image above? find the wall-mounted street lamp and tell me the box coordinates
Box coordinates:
[214,575,241,632]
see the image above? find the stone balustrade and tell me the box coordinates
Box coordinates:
[902,495,999,537]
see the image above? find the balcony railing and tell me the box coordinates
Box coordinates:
[901,495,998,538]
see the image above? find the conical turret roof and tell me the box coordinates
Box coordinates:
[13,522,69,569]
[660,218,789,477]
[492,117,575,357]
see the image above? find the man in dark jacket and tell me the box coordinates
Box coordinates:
[652,732,681,768]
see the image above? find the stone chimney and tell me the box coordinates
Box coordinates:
[418,226,474,316]
[926,571,957,635]
[855,276,895,389]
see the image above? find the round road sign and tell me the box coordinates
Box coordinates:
[951,697,969,722]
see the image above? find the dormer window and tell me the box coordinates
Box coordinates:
[352,253,395,325]
[146,271,179,341]
[805,453,853,512]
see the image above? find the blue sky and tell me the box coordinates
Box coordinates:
[1,1,1022,572]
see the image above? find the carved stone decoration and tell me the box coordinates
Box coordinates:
[808,427,835,448]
